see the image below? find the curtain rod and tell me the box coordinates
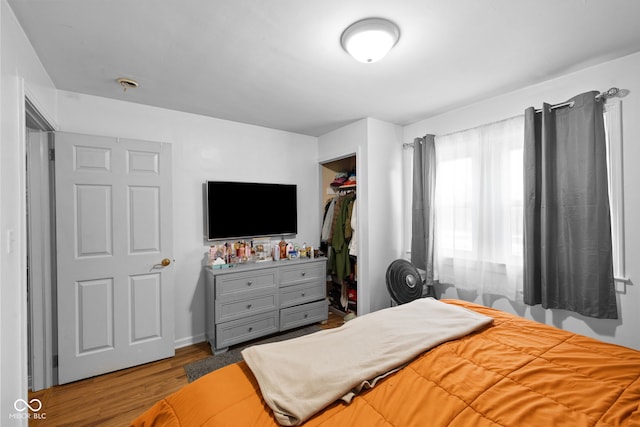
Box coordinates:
[535,87,619,113]
[404,87,621,148]
[403,114,524,149]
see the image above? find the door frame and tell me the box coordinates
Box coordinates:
[25,97,56,391]
[319,153,364,315]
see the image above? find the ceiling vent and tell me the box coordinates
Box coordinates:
[117,77,139,92]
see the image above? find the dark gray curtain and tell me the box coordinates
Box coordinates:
[523,91,617,319]
[411,135,436,290]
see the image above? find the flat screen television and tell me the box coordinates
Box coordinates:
[204,181,297,241]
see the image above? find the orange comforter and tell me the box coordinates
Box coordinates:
[131,300,640,426]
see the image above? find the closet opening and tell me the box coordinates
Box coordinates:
[320,155,357,321]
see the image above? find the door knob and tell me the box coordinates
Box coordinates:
[151,258,173,270]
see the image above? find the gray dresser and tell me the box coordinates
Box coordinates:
[205,257,328,354]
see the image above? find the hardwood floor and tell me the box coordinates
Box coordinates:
[28,313,344,426]
[28,342,211,426]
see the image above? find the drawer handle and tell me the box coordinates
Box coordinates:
[301,293,306,297]
[247,304,252,309]
[247,281,253,286]
[304,314,308,318]
[248,327,253,332]
[301,272,306,276]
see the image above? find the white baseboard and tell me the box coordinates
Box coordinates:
[174,333,207,349]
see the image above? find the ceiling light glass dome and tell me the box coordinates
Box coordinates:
[341,18,400,63]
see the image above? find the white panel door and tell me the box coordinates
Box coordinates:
[55,132,174,384]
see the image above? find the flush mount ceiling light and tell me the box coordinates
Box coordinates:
[341,17,400,63]
[116,77,139,92]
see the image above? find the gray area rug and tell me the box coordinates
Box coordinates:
[184,324,323,382]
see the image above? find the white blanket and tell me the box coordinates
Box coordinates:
[241,298,493,426]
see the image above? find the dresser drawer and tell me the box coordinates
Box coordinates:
[216,270,277,298]
[216,311,278,349]
[280,299,328,331]
[279,280,325,309]
[215,290,278,323]
[280,262,325,287]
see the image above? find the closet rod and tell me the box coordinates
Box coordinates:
[535,87,619,113]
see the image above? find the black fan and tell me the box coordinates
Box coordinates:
[385,259,435,304]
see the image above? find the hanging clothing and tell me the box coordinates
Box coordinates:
[320,198,336,243]
[348,198,358,257]
[344,198,354,240]
[328,193,355,282]
[327,196,346,245]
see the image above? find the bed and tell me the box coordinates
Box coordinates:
[131,299,640,426]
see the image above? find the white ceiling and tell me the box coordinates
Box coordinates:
[8,0,640,137]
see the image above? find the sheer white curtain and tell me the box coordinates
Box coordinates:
[434,116,524,301]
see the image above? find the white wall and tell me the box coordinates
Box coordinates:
[403,52,640,350]
[365,119,403,312]
[56,91,320,347]
[1,0,58,423]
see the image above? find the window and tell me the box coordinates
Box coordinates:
[437,157,473,253]
[406,104,624,301]
[434,116,524,301]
